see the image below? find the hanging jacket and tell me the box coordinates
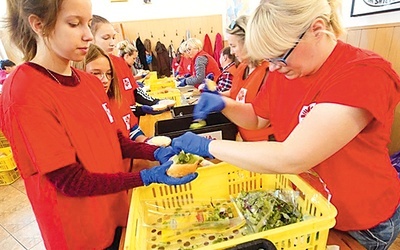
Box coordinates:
[203,34,213,56]
[155,41,171,77]
[213,33,224,68]
[135,37,149,70]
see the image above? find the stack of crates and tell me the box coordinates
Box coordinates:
[0,132,20,185]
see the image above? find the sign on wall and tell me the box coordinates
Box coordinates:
[351,0,400,17]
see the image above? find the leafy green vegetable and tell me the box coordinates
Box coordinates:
[235,190,303,232]
[173,151,203,164]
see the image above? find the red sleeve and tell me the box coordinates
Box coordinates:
[118,130,157,160]
[46,162,144,197]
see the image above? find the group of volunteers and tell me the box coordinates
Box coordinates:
[1,0,400,250]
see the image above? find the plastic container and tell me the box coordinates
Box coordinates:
[155,112,238,140]
[148,78,177,92]
[226,239,277,250]
[0,147,16,171]
[123,162,337,250]
[0,167,20,185]
[0,131,10,148]
[148,88,182,106]
[171,104,195,118]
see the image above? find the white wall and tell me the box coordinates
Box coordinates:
[341,1,400,28]
[92,0,225,22]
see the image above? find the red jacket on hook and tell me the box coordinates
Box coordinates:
[214,33,224,68]
[203,34,213,56]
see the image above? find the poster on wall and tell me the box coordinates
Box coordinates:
[351,0,400,17]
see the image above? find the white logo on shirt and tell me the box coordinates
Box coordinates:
[123,78,132,90]
[299,103,316,123]
[122,114,130,130]
[102,103,114,123]
[236,88,247,103]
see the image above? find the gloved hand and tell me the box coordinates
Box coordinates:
[193,92,226,120]
[141,105,163,115]
[177,78,187,88]
[205,73,214,81]
[140,161,198,186]
[171,132,213,158]
[174,71,179,77]
[154,146,176,164]
[183,73,191,78]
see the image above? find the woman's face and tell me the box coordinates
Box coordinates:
[187,47,199,58]
[85,56,112,93]
[45,0,93,63]
[124,53,135,67]
[92,23,116,54]
[227,34,245,63]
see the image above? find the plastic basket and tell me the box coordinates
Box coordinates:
[149,88,182,106]
[0,167,20,185]
[0,131,10,148]
[0,147,16,171]
[148,78,177,92]
[124,162,337,250]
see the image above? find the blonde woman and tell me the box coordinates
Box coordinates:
[171,0,400,248]
[116,40,149,81]
[177,38,221,88]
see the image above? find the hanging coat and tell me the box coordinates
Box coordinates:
[203,34,213,56]
[136,36,149,70]
[155,41,171,77]
[213,33,224,68]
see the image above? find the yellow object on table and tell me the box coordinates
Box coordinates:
[123,162,337,250]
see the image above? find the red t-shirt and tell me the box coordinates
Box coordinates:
[110,55,139,124]
[0,64,129,249]
[230,61,273,141]
[253,41,400,230]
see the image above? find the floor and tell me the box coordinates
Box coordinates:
[1,177,400,250]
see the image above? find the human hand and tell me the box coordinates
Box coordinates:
[141,105,163,115]
[140,161,198,186]
[183,73,191,78]
[205,73,214,81]
[193,92,225,120]
[154,146,176,164]
[177,78,187,88]
[171,132,213,158]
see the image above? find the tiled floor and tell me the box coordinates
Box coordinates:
[1,177,400,250]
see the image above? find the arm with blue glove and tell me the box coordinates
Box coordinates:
[193,92,226,121]
[140,161,198,186]
[171,132,214,159]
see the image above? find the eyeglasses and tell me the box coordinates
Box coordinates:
[228,20,245,33]
[267,31,306,67]
[91,71,113,81]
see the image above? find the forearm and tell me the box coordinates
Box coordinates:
[134,88,159,106]
[186,57,207,85]
[46,163,144,197]
[118,130,157,160]
[222,98,265,129]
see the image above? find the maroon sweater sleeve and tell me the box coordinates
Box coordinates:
[118,130,158,160]
[46,163,145,197]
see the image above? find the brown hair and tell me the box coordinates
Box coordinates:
[90,15,111,37]
[74,44,122,105]
[5,0,63,61]
[221,47,239,67]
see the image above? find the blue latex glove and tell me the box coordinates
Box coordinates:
[171,132,213,158]
[183,73,191,78]
[206,73,214,81]
[177,78,187,88]
[174,71,179,77]
[154,146,175,164]
[140,161,198,186]
[141,105,164,115]
[193,92,226,120]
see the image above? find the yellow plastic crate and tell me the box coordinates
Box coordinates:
[0,167,20,185]
[0,131,10,148]
[124,162,337,250]
[0,147,16,171]
[148,78,177,92]
[149,88,182,106]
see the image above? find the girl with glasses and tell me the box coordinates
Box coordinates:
[0,1,197,249]
[171,0,400,248]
